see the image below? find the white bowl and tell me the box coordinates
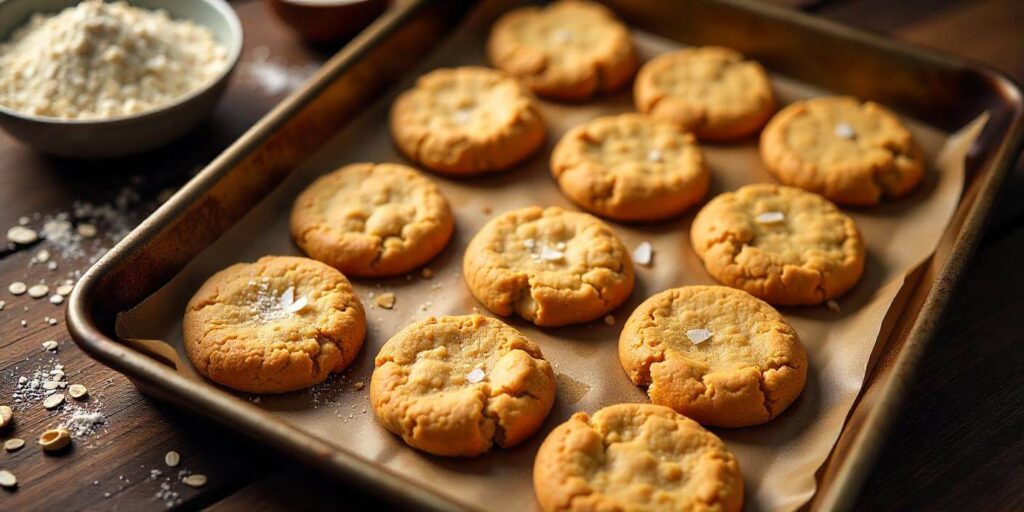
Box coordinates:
[0,0,243,159]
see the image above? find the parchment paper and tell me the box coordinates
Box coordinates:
[118,2,987,510]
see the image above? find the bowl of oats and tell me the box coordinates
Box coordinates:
[0,0,243,158]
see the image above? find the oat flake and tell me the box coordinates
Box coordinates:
[633,242,653,266]
[755,211,785,225]
[466,368,486,384]
[835,122,856,140]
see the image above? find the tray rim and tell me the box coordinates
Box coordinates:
[66,0,1024,510]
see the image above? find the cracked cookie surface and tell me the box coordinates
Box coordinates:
[760,96,925,205]
[463,206,634,327]
[635,46,775,141]
[183,256,366,394]
[390,66,546,175]
[369,315,556,457]
[551,113,709,221]
[690,184,865,305]
[618,286,807,427]
[533,403,743,512]
[290,163,454,277]
[487,0,637,101]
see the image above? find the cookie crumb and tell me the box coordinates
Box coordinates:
[375,293,395,309]
[352,381,365,391]
[834,122,856,140]
[685,328,713,344]
[632,242,653,266]
[827,299,841,313]
[42,340,59,352]
[603,315,615,326]
[754,211,785,225]
[39,427,71,452]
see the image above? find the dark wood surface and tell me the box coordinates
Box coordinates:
[0,1,1020,510]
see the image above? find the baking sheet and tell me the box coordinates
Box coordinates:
[117,1,986,510]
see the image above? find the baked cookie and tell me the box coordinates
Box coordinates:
[618,286,807,427]
[487,0,637,101]
[634,46,775,141]
[183,256,366,394]
[463,206,634,326]
[551,113,709,221]
[390,66,546,175]
[534,403,743,512]
[369,315,556,457]
[290,163,454,277]
[760,96,925,205]
[690,183,865,305]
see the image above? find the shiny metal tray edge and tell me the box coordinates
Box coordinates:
[67,1,1024,510]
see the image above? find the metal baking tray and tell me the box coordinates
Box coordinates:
[67,0,1024,510]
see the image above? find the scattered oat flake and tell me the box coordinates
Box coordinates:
[279,286,295,307]
[39,427,71,452]
[76,223,98,238]
[43,393,65,410]
[466,368,485,384]
[69,384,88,399]
[0,470,16,488]
[4,438,25,452]
[755,211,785,225]
[835,122,856,140]
[604,315,616,326]
[8,282,27,295]
[375,293,395,309]
[0,300,5,310]
[182,474,207,488]
[0,406,12,428]
[48,317,58,325]
[28,284,49,298]
[284,294,308,314]
[7,226,38,245]
[686,328,713,344]
[35,249,51,262]
[42,340,58,351]
[633,242,653,266]
[56,284,74,296]
[827,300,841,313]
[165,450,181,468]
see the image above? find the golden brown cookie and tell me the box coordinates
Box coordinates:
[487,0,637,101]
[551,113,709,221]
[760,96,925,205]
[619,286,807,427]
[369,315,556,457]
[690,183,865,305]
[390,66,546,175]
[183,256,366,394]
[533,403,743,512]
[290,163,454,277]
[463,206,634,327]
[635,46,775,141]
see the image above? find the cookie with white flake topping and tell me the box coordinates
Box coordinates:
[760,96,924,205]
[618,285,807,427]
[290,163,453,277]
[551,113,709,221]
[463,206,634,327]
[691,183,865,305]
[183,256,366,394]
[487,0,637,101]
[370,315,555,457]
[533,403,744,512]
[390,66,546,175]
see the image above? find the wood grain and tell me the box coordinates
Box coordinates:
[0,0,1019,511]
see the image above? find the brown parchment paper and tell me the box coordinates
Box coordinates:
[117,2,988,510]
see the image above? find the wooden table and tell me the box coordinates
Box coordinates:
[0,1,1020,510]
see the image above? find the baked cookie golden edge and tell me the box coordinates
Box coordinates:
[290,162,454,277]
[618,286,808,427]
[369,315,556,457]
[183,256,366,394]
[533,403,743,512]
